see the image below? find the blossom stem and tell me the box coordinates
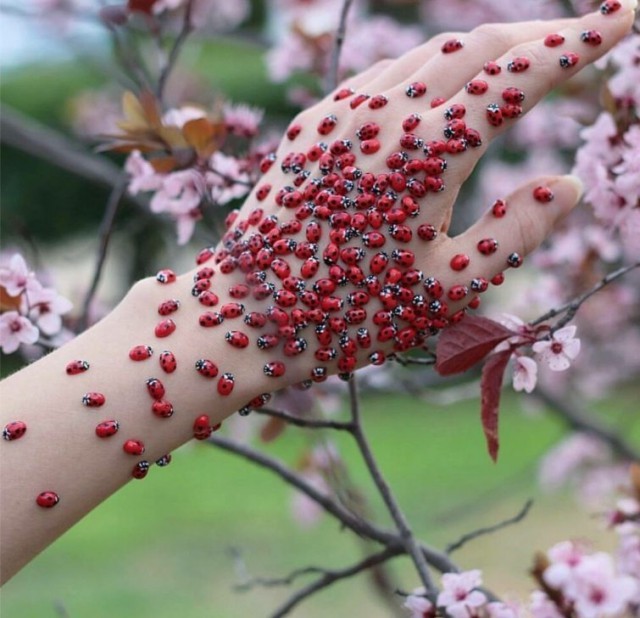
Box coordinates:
[324,0,356,94]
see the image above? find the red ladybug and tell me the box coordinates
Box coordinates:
[507,56,530,73]
[502,87,525,104]
[198,291,219,307]
[311,367,328,382]
[95,420,119,438]
[368,351,386,365]
[333,87,354,101]
[465,128,483,148]
[36,491,59,508]
[146,378,165,400]
[360,139,381,155]
[424,277,444,298]
[193,414,212,440]
[191,280,211,296]
[491,199,507,217]
[466,80,488,95]
[392,249,415,267]
[3,421,27,441]
[159,350,177,374]
[256,184,272,201]
[286,123,302,140]
[123,439,145,456]
[507,252,524,268]
[402,113,422,132]
[501,104,523,119]
[559,53,580,69]
[389,224,413,243]
[151,400,174,418]
[600,0,621,14]
[132,461,150,480]
[82,392,105,407]
[229,284,250,299]
[470,277,489,293]
[195,359,219,378]
[368,94,388,109]
[544,33,565,47]
[263,361,286,377]
[450,254,470,271]
[158,299,180,316]
[225,331,249,349]
[483,61,501,75]
[430,96,446,107]
[405,81,427,98]
[195,246,215,265]
[533,186,554,203]
[345,308,367,325]
[156,269,176,284]
[217,373,235,396]
[65,360,90,375]
[129,345,153,361]
[447,285,469,301]
[441,38,464,53]
[155,319,176,338]
[486,104,504,128]
[477,238,499,255]
[156,454,172,467]
[199,312,224,327]
[283,338,307,356]
[491,272,505,286]
[317,114,338,136]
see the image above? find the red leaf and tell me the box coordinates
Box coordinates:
[480,350,512,462]
[435,315,515,376]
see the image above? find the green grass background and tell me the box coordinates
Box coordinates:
[2,389,637,618]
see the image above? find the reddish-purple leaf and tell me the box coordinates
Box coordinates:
[480,350,512,462]
[435,315,515,376]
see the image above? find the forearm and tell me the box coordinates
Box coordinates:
[0,273,277,584]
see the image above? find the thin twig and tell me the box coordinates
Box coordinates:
[270,546,403,618]
[208,167,255,188]
[393,355,436,367]
[530,262,640,329]
[236,564,341,591]
[157,0,195,102]
[445,499,534,555]
[534,388,640,461]
[78,177,128,332]
[254,407,354,431]
[348,376,438,597]
[324,0,355,94]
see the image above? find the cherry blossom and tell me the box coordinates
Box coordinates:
[511,355,538,393]
[0,311,39,354]
[207,152,250,205]
[532,325,581,371]
[125,151,163,195]
[528,591,564,618]
[223,103,264,138]
[403,588,435,618]
[0,253,41,298]
[485,601,522,618]
[161,105,207,129]
[543,540,588,590]
[437,570,487,618]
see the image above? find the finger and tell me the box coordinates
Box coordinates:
[437,175,584,314]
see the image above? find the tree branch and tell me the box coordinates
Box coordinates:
[269,546,403,618]
[324,0,355,94]
[445,499,534,555]
[348,376,438,597]
[253,407,354,431]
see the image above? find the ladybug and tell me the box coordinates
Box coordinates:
[274,289,297,308]
[491,199,507,217]
[447,285,468,301]
[533,186,554,203]
[424,277,444,298]
[244,312,267,328]
[466,80,488,95]
[158,299,180,316]
[401,268,423,286]
[507,252,524,268]
[348,291,370,307]
[360,139,381,155]
[333,87,354,101]
[36,491,60,508]
[368,94,389,109]
[400,133,424,150]
[337,355,357,373]
[368,351,386,366]
[151,400,174,418]
[317,114,338,136]
[155,319,176,338]
[444,119,466,140]
[132,461,150,480]
[389,224,413,243]
[311,367,328,382]
[377,325,398,342]
[465,128,482,148]
[483,61,501,75]
[477,238,499,255]
[470,277,490,292]
[191,280,211,296]
[65,360,90,375]
[283,338,308,357]
[95,420,119,438]
[220,303,245,318]
[194,267,214,281]
[3,421,27,441]
[559,53,579,69]
[198,291,219,307]
[286,123,302,141]
[402,113,422,132]
[349,93,370,109]
[225,331,249,349]
[369,252,389,275]
[146,378,165,400]
[430,96,446,108]
[507,56,530,73]
[441,39,464,53]
[429,299,448,317]
[193,414,212,440]
[581,30,601,46]
[195,246,215,265]
[450,254,470,271]
[407,179,428,198]
[259,152,277,174]
[385,151,408,170]
[217,373,235,396]
[392,249,415,267]
[123,439,145,456]
[600,0,621,14]
[199,312,224,327]
[544,33,565,47]
[329,139,352,155]
[340,247,365,265]
[263,361,286,377]
[445,138,467,154]
[156,454,172,466]
[356,327,372,349]
[156,269,176,284]
[486,104,503,128]
[82,392,105,408]
[129,345,153,361]
[491,272,505,286]
[195,359,219,378]
[444,104,466,121]
[256,184,272,201]
[502,87,525,104]
[423,157,447,176]
[345,308,367,325]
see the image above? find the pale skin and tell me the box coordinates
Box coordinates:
[0,0,636,586]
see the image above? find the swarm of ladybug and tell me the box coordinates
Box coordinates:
[1,9,616,507]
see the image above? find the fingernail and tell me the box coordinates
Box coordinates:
[560,174,584,202]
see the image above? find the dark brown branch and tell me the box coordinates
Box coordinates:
[270,546,403,618]
[235,564,337,592]
[348,376,437,597]
[530,262,640,329]
[0,105,146,210]
[156,0,195,102]
[534,388,640,461]
[254,407,354,431]
[393,354,436,367]
[324,0,355,94]
[77,177,128,332]
[445,499,534,555]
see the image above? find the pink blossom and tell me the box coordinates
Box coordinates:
[512,356,538,393]
[603,34,640,104]
[161,105,207,129]
[0,253,41,297]
[27,286,73,336]
[266,34,316,83]
[610,497,640,536]
[544,540,588,590]
[0,311,39,354]
[486,601,522,618]
[528,591,563,618]
[617,534,640,594]
[403,588,435,618]
[564,552,638,618]
[206,152,250,205]
[223,102,264,138]
[125,151,163,195]
[437,570,487,618]
[532,325,581,372]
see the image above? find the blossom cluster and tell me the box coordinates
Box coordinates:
[0,253,73,354]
